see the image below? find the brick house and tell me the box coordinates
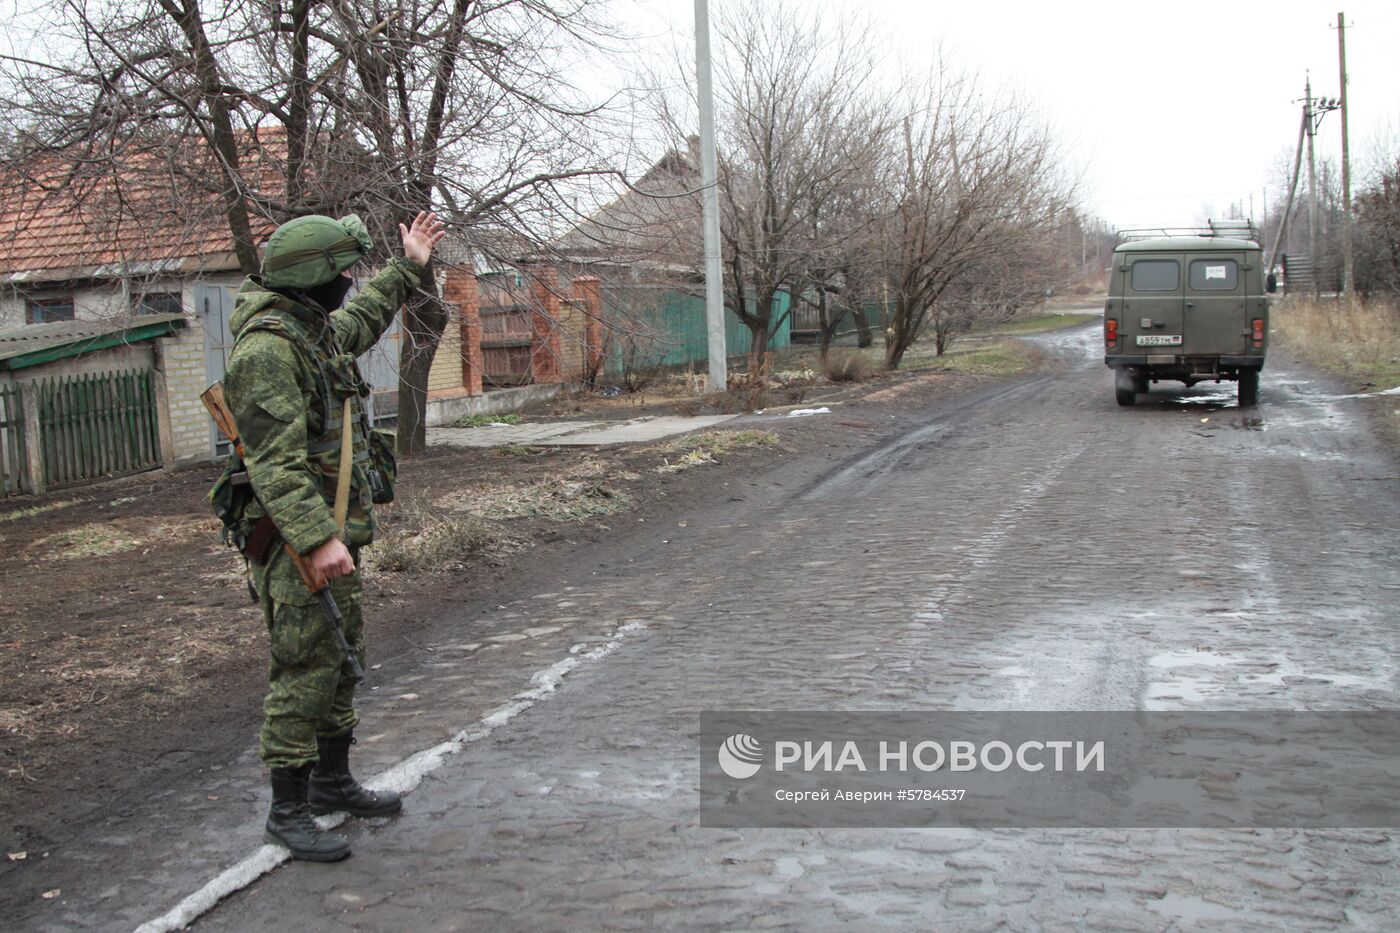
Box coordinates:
[0,141,611,474]
[0,143,282,466]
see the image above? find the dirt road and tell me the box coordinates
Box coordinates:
[7,319,1400,930]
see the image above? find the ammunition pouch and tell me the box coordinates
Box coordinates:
[209,450,257,552]
[245,514,282,565]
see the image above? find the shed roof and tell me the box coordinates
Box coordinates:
[0,313,185,371]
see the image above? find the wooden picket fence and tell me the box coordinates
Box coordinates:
[36,369,161,489]
[0,383,26,497]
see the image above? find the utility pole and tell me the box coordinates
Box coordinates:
[695,0,727,391]
[1335,11,1354,298]
[1301,74,1340,297]
[1305,74,1319,296]
[1267,107,1307,280]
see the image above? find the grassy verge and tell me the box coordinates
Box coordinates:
[770,334,1047,381]
[900,338,1047,377]
[454,413,523,428]
[979,311,1099,336]
[1272,297,1400,391]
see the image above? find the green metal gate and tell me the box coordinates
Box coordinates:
[36,369,161,489]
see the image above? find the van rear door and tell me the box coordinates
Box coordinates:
[1182,253,1247,356]
[1122,254,1184,353]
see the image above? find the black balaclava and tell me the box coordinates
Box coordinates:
[305,273,354,312]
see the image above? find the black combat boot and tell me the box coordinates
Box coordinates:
[265,764,352,861]
[308,732,402,818]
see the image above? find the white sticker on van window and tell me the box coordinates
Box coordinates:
[1204,265,1227,280]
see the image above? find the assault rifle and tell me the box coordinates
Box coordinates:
[201,382,367,685]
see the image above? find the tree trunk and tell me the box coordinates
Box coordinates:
[396,263,445,456]
[746,321,770,376]
[817,290,831,363]
[884,294,913,370]
[852,304,872,348]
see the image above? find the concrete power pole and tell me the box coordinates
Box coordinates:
[1336,11,1354,298]
[695,0,727,391]
[1304,75,1319,296]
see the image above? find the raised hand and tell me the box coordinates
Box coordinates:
[400,211,447,267]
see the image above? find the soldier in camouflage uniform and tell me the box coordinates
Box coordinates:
[224,210,445,861]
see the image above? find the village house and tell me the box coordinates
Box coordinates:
[0,139,614,496]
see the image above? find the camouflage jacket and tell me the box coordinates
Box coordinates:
[224,258,422,555]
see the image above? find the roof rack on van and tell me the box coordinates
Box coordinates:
[1115,220,1259,244]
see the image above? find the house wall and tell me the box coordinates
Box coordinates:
[162,277,224,463]
[0,280,162,326]
[1,273,246,465]
[427,302,463,394]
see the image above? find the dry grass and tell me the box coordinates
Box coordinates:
[455,413,523,428]
[431,479,631,524]
[1272,297,1400,390]
[0,498,81,524]
[368,506,513,573]
[822,348,874,382]
[655,430,779,473]
[38,523,142,560]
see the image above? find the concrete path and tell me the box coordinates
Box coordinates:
[428,414,740,447]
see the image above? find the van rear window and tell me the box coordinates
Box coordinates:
[1130,260,1179,292]
[1189,259,1239,290]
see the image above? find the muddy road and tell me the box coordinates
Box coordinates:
[8,320,1400,930]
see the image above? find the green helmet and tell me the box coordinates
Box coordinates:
[261,214,374,289]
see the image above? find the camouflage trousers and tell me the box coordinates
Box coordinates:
[252,545,366,769]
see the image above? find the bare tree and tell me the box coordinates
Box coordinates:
[1,0,620,453]
[1354,155,1400,298]
[878,63,1071,368]
[637,1,889,374]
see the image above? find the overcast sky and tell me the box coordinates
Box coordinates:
[620,0,1400,232]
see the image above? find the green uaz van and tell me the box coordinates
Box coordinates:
[1104,228,1272,407]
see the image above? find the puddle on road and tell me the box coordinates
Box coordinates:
[1147,892,1266,924]
[1162,388,1237,410]
[774,856,806,878]
[1148,650,1237,669]
[1144,648,1394,709]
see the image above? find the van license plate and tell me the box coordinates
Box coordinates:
[1136,335,1182,346]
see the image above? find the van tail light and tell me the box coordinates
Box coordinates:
[1251,318,1264,348]
[1105,319,1118,349]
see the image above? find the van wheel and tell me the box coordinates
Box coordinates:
[1115,369,1137,407]
[1238,370,1259,407]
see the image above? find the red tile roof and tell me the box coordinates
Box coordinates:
[0,135,282,283]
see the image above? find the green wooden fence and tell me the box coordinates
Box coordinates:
[599,286,793,376]
[0,384,26,497]
[37,369,161,489]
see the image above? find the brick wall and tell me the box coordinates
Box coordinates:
[574,276,605,383]
[157,313,213,464]
[442,267,483,396]
[528,267,564,385]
